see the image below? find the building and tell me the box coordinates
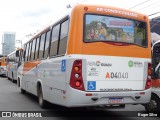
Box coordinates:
[2,32,16,55]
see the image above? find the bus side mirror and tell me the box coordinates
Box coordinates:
[16,50,19,57]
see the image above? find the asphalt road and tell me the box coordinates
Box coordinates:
[0,77,159,120]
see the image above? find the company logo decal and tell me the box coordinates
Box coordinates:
[128,61,134,67]
[128,61,143,68]
[88,61,112,67]
[96,61,100,66]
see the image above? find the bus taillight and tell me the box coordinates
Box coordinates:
[145,63,152,90]
[70,60,85,91]
[75,80,81,87]
[148,63,152,79]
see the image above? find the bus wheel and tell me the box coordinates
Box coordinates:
[17,78,20,87]
[145,94,160,112]
[38,85,46,108]
[21,88,26,94]
[12,73,15,83]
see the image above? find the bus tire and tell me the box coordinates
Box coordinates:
[145,94,160,112]
[21,88,26,94]
[38,85,46,108]
[17,78,20,87]
[12,73,15,83]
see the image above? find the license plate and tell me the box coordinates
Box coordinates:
[108,98,123,104]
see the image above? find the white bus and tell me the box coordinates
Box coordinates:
[144,40,160,112]
[17,4,151,108]
[6,49,23,83]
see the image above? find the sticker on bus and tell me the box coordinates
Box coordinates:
[61,60,66,72]
[87,81,96,90]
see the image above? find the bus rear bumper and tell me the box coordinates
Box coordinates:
[65,87,151,107]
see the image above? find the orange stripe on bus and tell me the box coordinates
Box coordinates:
[0,57,6,67]
[23,60,41,75]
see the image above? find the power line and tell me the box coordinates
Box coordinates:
[136,1,159,11]
[149,12,160,16]
[150,20,160,30]
[129,0,150,9]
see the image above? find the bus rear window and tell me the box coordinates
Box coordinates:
[84,14,147,47]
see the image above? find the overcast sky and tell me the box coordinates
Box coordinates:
[0,0,159,51]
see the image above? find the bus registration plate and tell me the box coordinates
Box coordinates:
[108,98,123,104]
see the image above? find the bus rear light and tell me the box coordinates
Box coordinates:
[148,63,151,76]
[148,70,151,76]
[145,79,151,90]
[148,75,151,80]
[146,80,151,86]
[75,80,81,87]
[75,74,79,78]
[145,63,152,90]
[74,66,79,72]
[143,16,146,20]
[70,60,85,91]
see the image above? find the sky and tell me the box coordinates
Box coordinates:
[0,0,159,52]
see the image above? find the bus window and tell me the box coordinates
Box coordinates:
[84,14,147,47]
[28,41,32,61]
[35,38,40,60]
[39,33,46,59]
[50,24,60,56]
[134,21,147,47]
[58,20,69,55]
[30,39,36,61]
[26,43,30,61]
[24,44,28,61]
[44,30,51,58]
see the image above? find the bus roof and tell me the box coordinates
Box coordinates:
[24,4,149,45]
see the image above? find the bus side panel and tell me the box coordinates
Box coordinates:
[13,63,18,81]
[36,58,67,105]
[21,61,41,95]
[21,58,68,106]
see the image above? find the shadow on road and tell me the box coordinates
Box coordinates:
[0,75,7,78]
[21,92,140,119]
